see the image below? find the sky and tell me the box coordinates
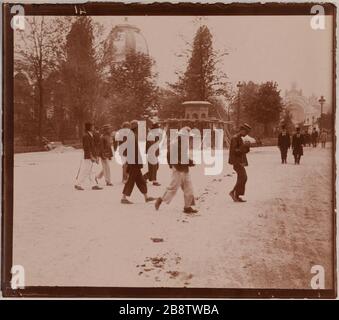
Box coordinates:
[94,15,333,103]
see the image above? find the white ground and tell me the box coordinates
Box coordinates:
[13,145,333,289]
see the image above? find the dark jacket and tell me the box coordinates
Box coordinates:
[117,133,128,158]
[228,134,250,166]
[100,133,113,160]
[311,131,319,142]
[167,139,194,172]
[292,134,304,156]
[146,135,160,158]
[93,131,102,158]
[82,131,96,159]
[126,130,143,171]
[278,132,291,149]
[304,133,311,144]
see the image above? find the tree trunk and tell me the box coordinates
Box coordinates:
[78,118,83,140]
[38,77,43,145]
[263,122,270,137]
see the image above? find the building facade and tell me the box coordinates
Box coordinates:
[283,83,330,131]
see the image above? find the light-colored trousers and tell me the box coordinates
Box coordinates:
[162,168,194,208]
[76,159,97,187]
[96,158,112,183]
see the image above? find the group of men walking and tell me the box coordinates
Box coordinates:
[277,125,329,165]
[74,121,200,213]
[73,120,255,212]
[74,119,329,210]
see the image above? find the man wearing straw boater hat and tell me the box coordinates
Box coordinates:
[228,123,251,202]
[95,124,113,186]
[155,126,197,214]
[121,120,156,204]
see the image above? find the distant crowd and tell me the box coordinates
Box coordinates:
[278,125,329,165]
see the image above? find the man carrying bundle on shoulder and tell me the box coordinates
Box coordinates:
[155,126,197,214]
[228,123,252,203]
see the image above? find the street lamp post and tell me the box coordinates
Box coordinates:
[236,81,243,129]
[318,95,326,130]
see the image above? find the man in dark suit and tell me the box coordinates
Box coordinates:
[292,127,304,164]
[74,122,102,190]
[311,127,319,147]
[277,124,291,164]
[228,123,251,202]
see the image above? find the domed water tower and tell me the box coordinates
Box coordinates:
[105,18,149,63]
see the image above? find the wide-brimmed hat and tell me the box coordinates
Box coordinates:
[121,121,131,129]
[240,123,252,131]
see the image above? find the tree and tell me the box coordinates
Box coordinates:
[319,112,333,131]
[251,82,283,135]
[161,24,230,120]
[180,25,228,101]
[237,81,259,127]
[14,72,36,145]
[44,69,70,142]
[62,17,99,138]
[14,16,71,143]
[281,108,295,133]
[157,88,184,119]
[107,52,158,128]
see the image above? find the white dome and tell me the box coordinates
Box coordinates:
[108,22,148,63]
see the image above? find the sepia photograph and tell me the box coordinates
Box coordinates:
[1,2,336,298]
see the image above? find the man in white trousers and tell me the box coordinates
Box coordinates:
[155,127,197,214]
[95,124,113,186]
[74,122,103,191]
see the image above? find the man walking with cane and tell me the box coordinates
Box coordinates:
[229,123,251,202]
[74,122,103,191]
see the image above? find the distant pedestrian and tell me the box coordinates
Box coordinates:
[95,124,113,186]
[303,130,311,147]
[320,129,328,148]
[311,127,319,147]
[117,121,131,184]
[277,125,291,164]
[228,123,251,202]
[155,127,197,214]
[292,127,304,165]
[74,122,102,190]
[121,120,156,204]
